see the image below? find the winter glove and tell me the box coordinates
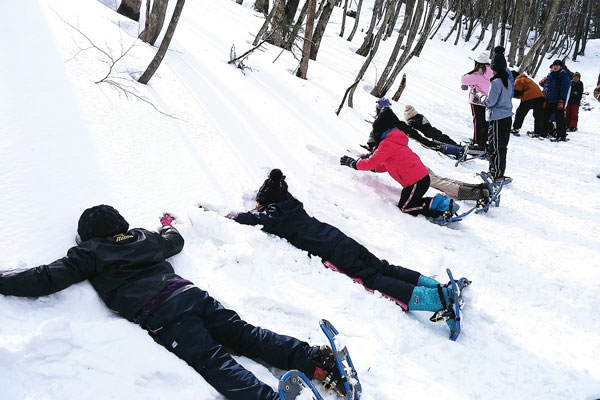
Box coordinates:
[160,213,175,227]
[461,85,468,91]
[539,77,547,87]
[557,100,565,111]
[340,155,357,169]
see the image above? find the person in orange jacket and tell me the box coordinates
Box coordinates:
[511,71,546,137]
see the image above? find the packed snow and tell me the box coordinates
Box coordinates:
[1,0,600,399]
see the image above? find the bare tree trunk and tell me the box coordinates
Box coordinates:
[139,0,186,84]
[371,0,413,95]
[255,0,270,15]
[347,0,364,41]
[387,0,403,37]
[310,0,336,60]
[371,0,427,98]
[267,0,292,48]
[285,0,309,49]
[486,1,500,50]
[286,0,302,19]
[344,0,397,109]
[297,0,317,78]
[117,0,142,21]
[507,0,523,66]
[339,0,349,36]
[385,0,437,98]
[140,0,169,45]
[519,0,563,75]
[356,0,384,56]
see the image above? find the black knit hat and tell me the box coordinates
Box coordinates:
[490,46,507,72]
[256,169,289,206]
[77,205,129,242]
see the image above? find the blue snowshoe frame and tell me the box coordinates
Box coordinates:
[319,319,362,400]
[279,370,323,400]
[454,144,487,167]
[446,268,462,341]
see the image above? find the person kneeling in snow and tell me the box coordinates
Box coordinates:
[339,98,458,220]
[0,205,344,400]
[229,170,465,338]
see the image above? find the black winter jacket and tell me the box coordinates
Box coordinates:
[371,107,438,149]
[0,226,185,321]
[406,114,459,146]
[569,80,584,105]
[234,198,345,260]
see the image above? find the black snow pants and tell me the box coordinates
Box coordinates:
[398,174,433,217]
[143,287,316,400]
[325,237,421,310]
[513,97,544,134]
[488,116,512,179]
[471,103,489,148]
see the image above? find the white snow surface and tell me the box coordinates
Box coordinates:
[1,0,600,399]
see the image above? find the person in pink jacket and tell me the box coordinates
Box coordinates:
[340,99,456,220]
[461,51,493,151]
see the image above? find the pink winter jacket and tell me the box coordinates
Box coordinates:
[356,129,429,187]
[461,68,493,104]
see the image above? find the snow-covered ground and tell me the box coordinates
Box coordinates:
[1,0,600,399]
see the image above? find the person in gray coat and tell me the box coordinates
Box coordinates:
[473,46,514,182]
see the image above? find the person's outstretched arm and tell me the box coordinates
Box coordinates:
[0,246,94,297]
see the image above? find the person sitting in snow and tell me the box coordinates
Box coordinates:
[339,99,458,220]
[0,205,345,400]
[226,169,466,339]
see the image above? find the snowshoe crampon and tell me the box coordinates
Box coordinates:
[279,370,323,400]
[319,319,362,399]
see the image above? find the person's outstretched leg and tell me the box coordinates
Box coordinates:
[144,288,281,400]
[326,237,422,309]
[173,288,319,379]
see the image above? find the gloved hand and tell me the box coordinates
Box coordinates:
[160,213,175,227]
[471,87,480,99]
[340,155,357,169]
[539,77,547,87]
[461,85,468,91]
[557,100,565,110]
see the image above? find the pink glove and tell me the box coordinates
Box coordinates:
[160,213,175,227]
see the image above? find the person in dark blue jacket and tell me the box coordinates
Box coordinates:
[231,169,467,339]
[541,59,571,141]
[0,205,343,400]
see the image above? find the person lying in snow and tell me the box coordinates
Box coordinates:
[402,103,486,160]
[228,169,465,338]
[367,98,466,159]
[0,205,344,400]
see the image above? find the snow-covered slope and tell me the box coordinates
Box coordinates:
[1,0,599,399]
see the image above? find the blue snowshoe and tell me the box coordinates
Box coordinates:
[279,370,323,400]
[429,269,463,341]
[476,171,508,213]
[429,195,462,225]
[319,319,362,399]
